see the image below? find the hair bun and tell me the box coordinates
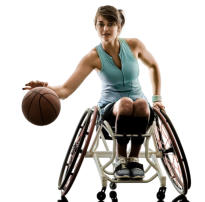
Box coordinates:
[118,9,125,27]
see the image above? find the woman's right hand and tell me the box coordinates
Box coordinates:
[22,80,48,90]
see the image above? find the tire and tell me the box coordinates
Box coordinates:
[58,107,98,196]
[160,110,191,189]
[153,107,189,195]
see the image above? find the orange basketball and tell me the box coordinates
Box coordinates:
[22,87,61,126]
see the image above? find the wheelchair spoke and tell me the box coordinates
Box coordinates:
[164,156,183,188]
[58,107,98,196]
[164,151,184,189]
[153,108,188,194]
[159,121,172,149]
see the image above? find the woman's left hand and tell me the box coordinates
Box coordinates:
[153,102,165,110]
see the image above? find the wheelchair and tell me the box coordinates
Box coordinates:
[57,106,191,202]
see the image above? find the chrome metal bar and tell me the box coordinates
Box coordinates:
[88,125,101,152]
[86,151,162,158]
[151,154,166,187]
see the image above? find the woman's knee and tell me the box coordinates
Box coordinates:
[113,97,133,116]
[133,98,149,117]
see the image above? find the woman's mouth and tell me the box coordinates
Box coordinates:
[103,33,111,36]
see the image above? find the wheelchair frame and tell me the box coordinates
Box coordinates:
[86,119,166,187]
[57,106,191,202]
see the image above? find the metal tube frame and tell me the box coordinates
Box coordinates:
[85,119,166,188]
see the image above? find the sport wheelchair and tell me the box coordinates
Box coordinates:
[57,106,191,202]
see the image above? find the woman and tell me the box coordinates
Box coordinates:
[23,5,164,179]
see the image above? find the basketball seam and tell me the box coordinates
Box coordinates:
[41,95,58,117]
[23,92,35,102]
[39,95,45,125]
[27,92,39,119]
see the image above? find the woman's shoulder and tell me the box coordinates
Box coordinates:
[82,48,101,70]
[123,38,144,49]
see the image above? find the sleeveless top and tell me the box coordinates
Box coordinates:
[96,38,147,115]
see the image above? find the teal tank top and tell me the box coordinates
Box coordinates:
[96,38,147,114]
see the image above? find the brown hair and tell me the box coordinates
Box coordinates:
[94,5,125,28]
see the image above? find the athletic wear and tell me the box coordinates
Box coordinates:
[96,38,147,115]
[114,157,130,179]
[127,157,145,179]
[114,157,145,179]
[101,102,154,136]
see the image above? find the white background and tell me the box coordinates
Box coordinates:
[0,0,204,201]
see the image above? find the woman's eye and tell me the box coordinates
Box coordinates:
[98,23,104,27]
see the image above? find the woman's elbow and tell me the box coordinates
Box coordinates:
[150,63,160,73]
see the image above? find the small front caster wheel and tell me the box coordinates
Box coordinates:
[110,191,117,199]
[157,187,166,200]
[157,192,165,200]
[110,182,117,190]
[97,191,106,201]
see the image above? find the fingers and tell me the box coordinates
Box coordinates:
[25,80,36,87]
[159,104,165,110]
[43,82,48,87]
[153,102,165,110]
[22,87,32,90]
[22,80,48,90]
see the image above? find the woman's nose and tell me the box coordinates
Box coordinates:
[103,25,109,31]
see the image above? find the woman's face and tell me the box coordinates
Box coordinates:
[95,15,121,43]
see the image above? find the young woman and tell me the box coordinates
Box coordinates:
[23,5,164,179]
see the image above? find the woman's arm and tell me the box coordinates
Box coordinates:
[48,52,95,99]
[137,39,161,96]
[23,50,96,99]
[126,38,164,108]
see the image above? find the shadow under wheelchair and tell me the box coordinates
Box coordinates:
[57,106,191,202]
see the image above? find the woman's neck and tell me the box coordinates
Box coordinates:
[101,38,120,56]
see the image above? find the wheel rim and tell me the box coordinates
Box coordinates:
[160,110,191,189]
[153,108,188,194]
[58,109,89,189]
[60,107,98,196]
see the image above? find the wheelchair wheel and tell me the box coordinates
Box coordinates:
[58,106,98,196]
[153,107,189,195]
[160,109,191,189]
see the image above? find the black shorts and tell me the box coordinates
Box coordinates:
[100,102,154,145]
[101,102,154,130]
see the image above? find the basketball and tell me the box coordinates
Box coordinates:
[22,87,61,126]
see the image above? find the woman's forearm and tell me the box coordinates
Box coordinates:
[149,64,161,95]
[47,85,72,100]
